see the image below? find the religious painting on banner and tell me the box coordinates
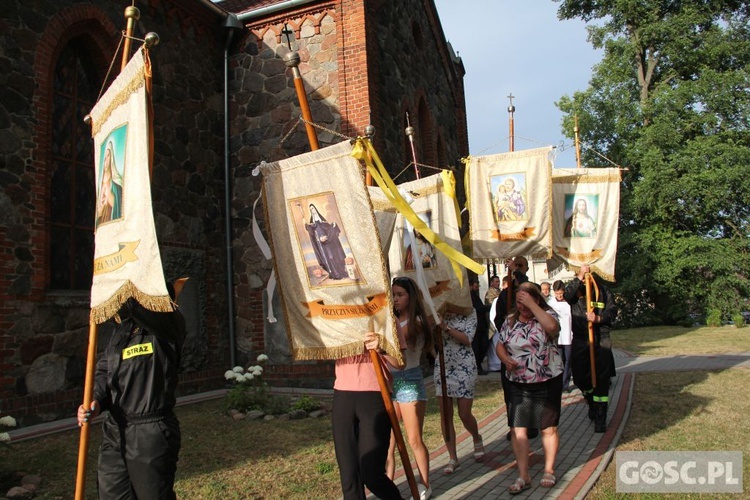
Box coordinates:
[552,168,621,281]
[259,141,401,362]
[467,147,554,260]
[88,48,172,324]
[388,173,472,316]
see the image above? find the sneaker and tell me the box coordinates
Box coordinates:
[418,483,432,500]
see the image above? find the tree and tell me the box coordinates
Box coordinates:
[555,0,750,325]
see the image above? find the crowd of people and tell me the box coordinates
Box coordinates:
[77,261,616,499]
[326,260,617,498]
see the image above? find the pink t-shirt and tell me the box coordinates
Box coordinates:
[334,353,382,391]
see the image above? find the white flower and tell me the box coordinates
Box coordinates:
[0,416,16,428]
[251,369,262,377]
[245,373,254,381]
[235,374,247,383]
[257,354,269,362]
[224,370,238,380]
[232,366,244,373]
[0,432,10,443]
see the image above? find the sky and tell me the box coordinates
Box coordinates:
[433,0,603,168]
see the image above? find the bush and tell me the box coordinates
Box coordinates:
[292,395,321,413]
[706,310,722,327]
[731,313,745,329]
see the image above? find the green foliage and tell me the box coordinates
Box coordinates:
[224,381,270,413]
[557,0,750,326]
[732,313,745,328]
[292,395,321,413]
[706,310,723,327]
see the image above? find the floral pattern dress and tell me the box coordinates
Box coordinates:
[434,310,478,398]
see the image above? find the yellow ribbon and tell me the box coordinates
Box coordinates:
[352,139,485,285]
[440,170,461,229]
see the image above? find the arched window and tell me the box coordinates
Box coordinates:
[49,37,100,290]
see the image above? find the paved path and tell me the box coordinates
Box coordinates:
[10,351,750,498]
[386,350,750,499]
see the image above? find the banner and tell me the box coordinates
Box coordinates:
[259,141,401,362]
[551,168,621,281]
[467,147,554,260]
[89,48,171,324]
[388,173,472,316]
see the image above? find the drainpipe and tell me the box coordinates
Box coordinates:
[222,13,245,367]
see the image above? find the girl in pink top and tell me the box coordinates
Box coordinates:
[333,332,403,500]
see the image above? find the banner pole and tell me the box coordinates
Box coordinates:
[585,273,597,388]
[74,322,98,499]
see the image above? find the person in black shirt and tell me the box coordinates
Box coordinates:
[564,264,617,433]
[78,286,186,499]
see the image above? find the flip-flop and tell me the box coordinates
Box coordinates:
[443,459,460,475]
[540,472,557,488]
[509,477,531,494]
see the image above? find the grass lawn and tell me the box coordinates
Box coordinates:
[2,325,749,498]
[614,324,750,356]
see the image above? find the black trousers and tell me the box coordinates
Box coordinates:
[332,390,402,500]
[571,337,615,400]
[471,326,490,369]
[97,413,180,500]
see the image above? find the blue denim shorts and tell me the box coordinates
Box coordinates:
[392,367,427,403]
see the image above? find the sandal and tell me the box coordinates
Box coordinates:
[509,477,531,494]
[540,472,556,488]
[443,459,460,475]
[473,438,485,461]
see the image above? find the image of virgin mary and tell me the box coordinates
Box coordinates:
[304,204,348,280]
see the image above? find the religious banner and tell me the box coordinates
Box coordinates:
[551,168,621,281]
[388,172,472,316]
[368,186,398,254]
[89,48,171,324]
[259,141,401,362]
[467,147,554,260]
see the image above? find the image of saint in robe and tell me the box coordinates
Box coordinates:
[96,140,124,228]
[564,198,597,238]
[304,204,348,280]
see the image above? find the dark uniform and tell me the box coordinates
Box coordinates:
[94,297,186,499]
[470,286,492,375]
[564,275,617,433]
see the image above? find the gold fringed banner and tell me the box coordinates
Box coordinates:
[467,147,554,260]
[259,141,401,363]
[89,48,171,324]
[551,168,621,281]
[388,172,472,316]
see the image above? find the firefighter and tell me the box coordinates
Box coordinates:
[564,264,617,433]
[78,285,186,499]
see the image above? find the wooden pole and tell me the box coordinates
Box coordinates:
[120,6,140,72]
[507,93,515,152]
[283,51,319,150]
[574,115,582,169]
[585,273,597,388]
[74,322,99,499]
